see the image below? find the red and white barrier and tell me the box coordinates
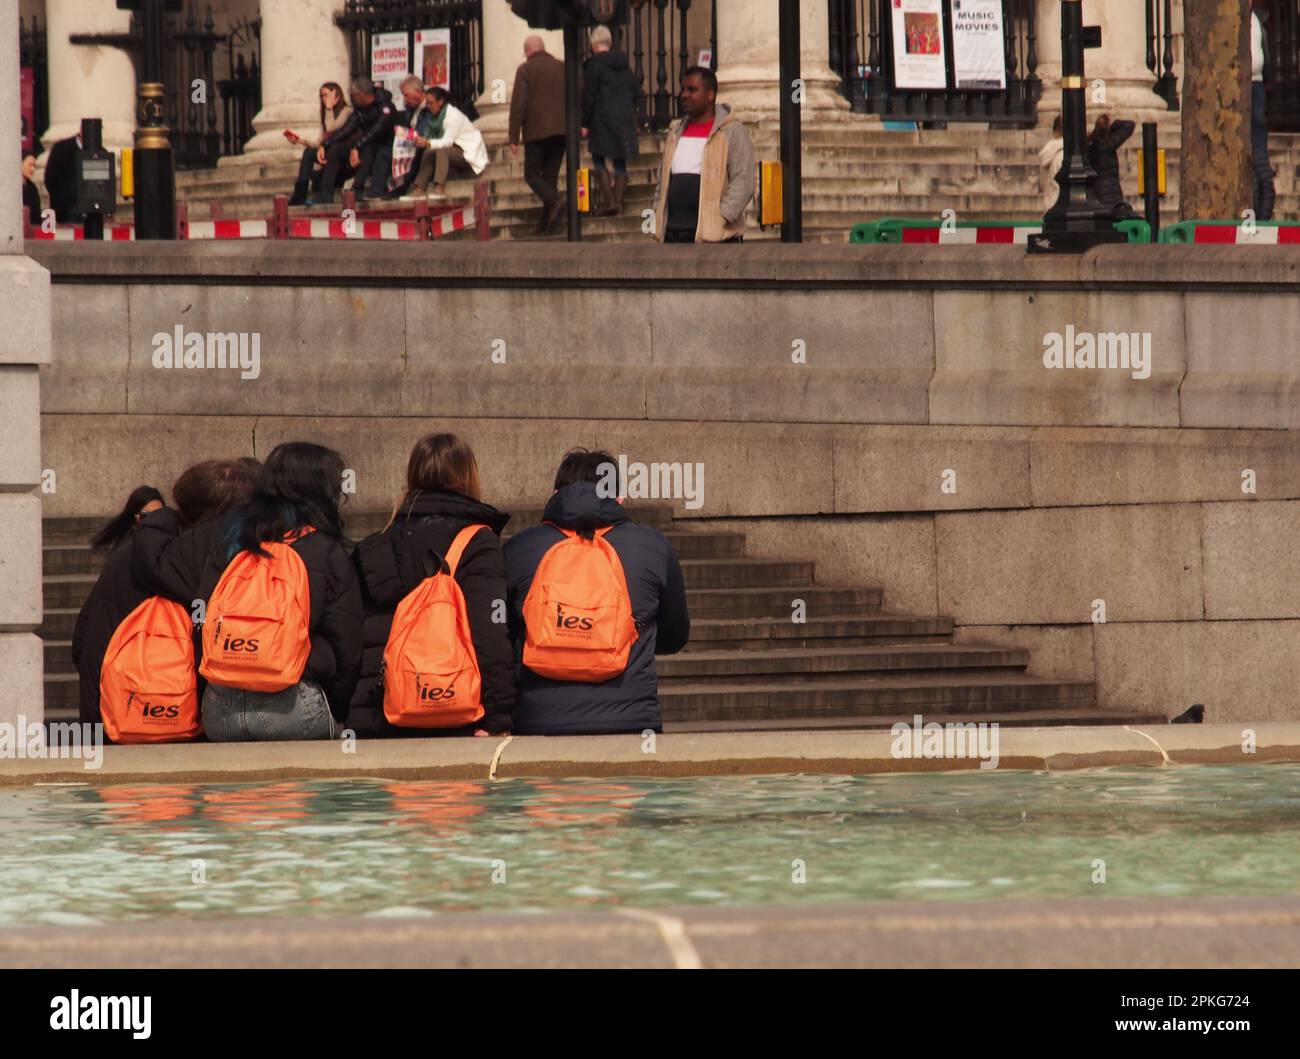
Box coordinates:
[900,225,1041,245]
[1179,224,1300,245]
[27,225,135,241]
[287,218,424,240]
[183,219,270,240]
[430,205,476,239]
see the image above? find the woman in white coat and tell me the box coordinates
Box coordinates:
[402,87,490,201]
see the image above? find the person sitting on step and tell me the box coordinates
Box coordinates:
[284,82,352,207]
[401,87,490,203]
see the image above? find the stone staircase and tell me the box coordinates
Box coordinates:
[40,506,1166,731]
[166,118,1300,243]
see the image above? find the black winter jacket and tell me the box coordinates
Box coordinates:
[504,483,689,735]
[324,88,399,153]
[1087,119,1135,211]
[72,534,161,726]
[582,49,639,161]
[131,507,364,721]
[349,490,515,736]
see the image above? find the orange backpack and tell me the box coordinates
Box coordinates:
[521,524,639,682]
[99,596,202,744]
[199,528,314,693]
[383,523,488,728]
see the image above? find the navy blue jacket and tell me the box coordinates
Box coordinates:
[504,483,689,735]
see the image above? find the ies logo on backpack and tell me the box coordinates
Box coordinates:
[219,636,261,654]
[416,678,457,702]
[554,601,596,632]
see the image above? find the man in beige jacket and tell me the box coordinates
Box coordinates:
[654,66,756,243]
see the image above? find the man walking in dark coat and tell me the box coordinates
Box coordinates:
[582,25,639,216]
[43,133,82,223]
[509,35,567,234]
[504,449,690,736]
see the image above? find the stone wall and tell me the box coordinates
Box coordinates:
[2,12,52,727]
[30,242,1300,722]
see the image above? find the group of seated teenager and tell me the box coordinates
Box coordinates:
[74,435,690,745]
[285,76,489,207]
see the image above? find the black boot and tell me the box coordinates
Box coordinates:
[287,180,310,206]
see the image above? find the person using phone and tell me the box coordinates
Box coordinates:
[285,82,351,206]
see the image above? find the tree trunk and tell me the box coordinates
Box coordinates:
[1179,0,1253,220]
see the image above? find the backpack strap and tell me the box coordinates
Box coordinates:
[443,523,490,577]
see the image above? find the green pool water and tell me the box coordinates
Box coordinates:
[1,764,1297,925]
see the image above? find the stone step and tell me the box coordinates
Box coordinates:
[658,673,1096,722]
[39,608,79,642]
[659,643,1027,681]
[678,558,813,590]
[685,585,882,618]
[684,613,955,649]
[664,706,1169,732]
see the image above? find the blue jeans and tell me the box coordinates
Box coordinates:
[202,681,338,742]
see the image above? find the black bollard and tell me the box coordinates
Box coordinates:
[1028,1,1126,254]
[1142,122,1161,239]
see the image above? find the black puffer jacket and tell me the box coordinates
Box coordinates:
[131,507,363,721]
[504,483,690,736]
[1087,118,1135,212]
[324,87,399,153]
[349,491,514,736]
[583,49,639,161]
[72,534,161,726]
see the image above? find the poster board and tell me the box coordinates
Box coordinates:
[951,0,1007,90]
[890,0,947,91]
[371,31,410,107]
[414,28,452,91]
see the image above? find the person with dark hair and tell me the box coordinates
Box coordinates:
[311,77,399,206]
[653,65,756,243]
[582,25,639,217]
[22,151,41,227]
[284,82,352,206]
[503,447,690,736]
[43,133,81,224]
[509,35,567,234]
[91,486,164,554]
[137,444,361,741]
[76,462,259,728]
[349,433,514,736]
[401,85,490,202]
[1086,113,1139,220]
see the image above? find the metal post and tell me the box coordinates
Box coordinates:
[778,0,802,243]
[1027,0,1124,254]
[121,0,179,240]
[564,17,582,242]
[1142,121,1160,238]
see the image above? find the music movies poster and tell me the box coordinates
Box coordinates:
[415,28,452,92]
[951,0,1007,90]
[890,0,947,90]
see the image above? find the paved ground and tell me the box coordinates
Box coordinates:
[3,722,1297,785]
[3,897,1298,968]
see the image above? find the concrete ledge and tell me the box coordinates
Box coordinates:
[26,242,1300,291]
[4,896,1298,968]
[3,724,1297,786]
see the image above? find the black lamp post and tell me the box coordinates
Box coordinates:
[778,0,802,242]
[117,0,180,239]
[1028,0,1125,254]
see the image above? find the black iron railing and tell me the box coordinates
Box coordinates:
[335,0,484,110]
[19,15,49,151]
[623,0,715,131]
[829,0,1041,125]
[217,17,261,158]
[1266,2,1300,130]
[1145,0,1179,110]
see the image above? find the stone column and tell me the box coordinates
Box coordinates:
[477,1,565,145]
[1035,0,1178,128]
[238,0,352,162]
[43,1,136,153]
[1,12,53,728]
[715,0,849,120]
